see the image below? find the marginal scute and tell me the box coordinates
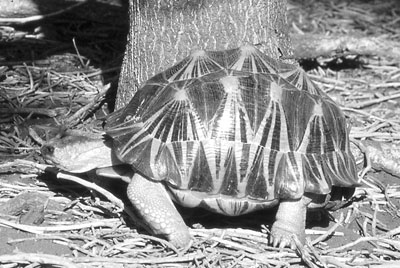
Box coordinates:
[275,152,305,199]
[106,45,359,214]
[244,146,269,199]
[188,141,214,192]
[303,153,331,194]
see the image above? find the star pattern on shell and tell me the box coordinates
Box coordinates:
[105,45,358,215]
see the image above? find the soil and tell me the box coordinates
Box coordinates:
[0,227,71,256]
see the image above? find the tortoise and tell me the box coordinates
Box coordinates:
[41,45,359,249]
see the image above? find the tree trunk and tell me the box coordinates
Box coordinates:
[116,0,291,109]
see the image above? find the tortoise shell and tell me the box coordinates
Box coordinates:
[106,45,359,215]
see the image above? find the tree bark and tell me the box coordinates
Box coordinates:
[116,0,291,109]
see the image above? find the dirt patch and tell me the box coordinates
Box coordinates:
[0,227,71,256]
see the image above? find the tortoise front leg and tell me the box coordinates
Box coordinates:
[127,173,191,248]
[270,196,312,249]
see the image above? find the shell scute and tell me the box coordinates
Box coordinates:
[279,67,323,96]
[163,49,224,82]
[185,77,226,131]
[187,141,214,192]
[274,152,305,199]
[227,45,279,74]
[304,153,332,191]
[244,146,269,199]
[106,45,359,214]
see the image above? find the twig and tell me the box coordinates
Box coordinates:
[312,212,345,245]
[0,217,121,234]
[350,132,400,140]
[0,107,64,117]
[65,84,109,126]
[55,172,141,228]
[350,138,372,179]
[322,256,353,268]
[57,172,124,210]
[347,92,400,109]
[0,253,78,268]
[28,127,46,145]
[343,107,400,127]
[71,253,207,264]
[0,159,49,174]
[206,236,259,254]
[324,224,400,254]
[0,2,87,24]
[72,38,86,67]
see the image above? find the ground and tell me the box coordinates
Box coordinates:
[0,0,400,267]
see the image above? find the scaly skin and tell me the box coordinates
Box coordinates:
[127,173,191,248]
[270,196,312,249]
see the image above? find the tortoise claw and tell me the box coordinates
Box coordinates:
[269,197,310,249]
[270,225,298,250]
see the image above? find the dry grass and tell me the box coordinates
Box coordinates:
[0,0,400,267]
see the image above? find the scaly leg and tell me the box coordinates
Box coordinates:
[127,173,191,248]
[270,196,312,249]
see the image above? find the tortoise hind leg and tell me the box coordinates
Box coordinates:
[127,173,191,248]
[270,196,312,249]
